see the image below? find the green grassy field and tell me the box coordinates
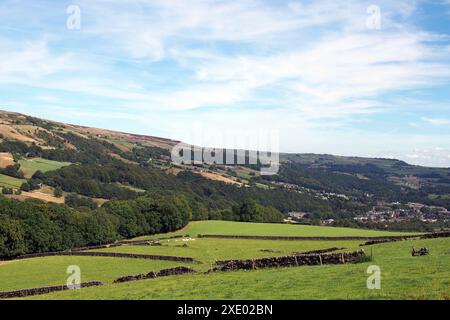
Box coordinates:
[0,221,448,300]
[135,221,420,240]
[92,238,361,272]
[0,173,25,188]
[18,158,71,178]
[26,237,450,300]
[0,256,188,292]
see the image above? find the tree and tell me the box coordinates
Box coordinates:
[20,182,31,192]
[0,164,24,179]
[232,199,283,223]
[65,193,98,210]
[20,180,40,192]
[82,211,119,245]
[0,215,26,257]
[1,187,13,195]
[192,202,209,221]
[54,187,63,198]
[233,199,263,222]
[158,201,184,232]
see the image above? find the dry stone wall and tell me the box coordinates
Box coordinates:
[419,232,450,239]
[113,267,196,284]
[12,251,197,263]
[293,247,344,255]
[198,234,418,241]
[362,231,450,246]
[113,272,157,283]
[361,239,401,246]
[72,243,123,251]
[0,281,103,299]
[211,251,367,272]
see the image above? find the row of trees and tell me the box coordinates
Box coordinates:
[0,194,285,258]
[31,159,333,215]
[0,164,24,179]
[0,194,190,258]
[0,132,335,215]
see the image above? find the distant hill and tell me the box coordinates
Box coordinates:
[0,109,449,217]
[0,110,180,151]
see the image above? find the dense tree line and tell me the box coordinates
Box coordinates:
[1,133,334,215]
[231,199,284,223]
[263,163,404,199]
[123,146,171,164]
[20,179,41,192]
[0,194,191,258]
[0,193,286,258]
[65,193,98,210]
[31,159,332,215]
[0,163,24,178]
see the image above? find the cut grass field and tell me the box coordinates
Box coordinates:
[135,220,421,240]
[18,158,71,178]
[5,185,65,204]
[0,256,188,292]
[0,173,25,188]
[92,238,362,272]
[27,237,450,300]
[0,221,447,300]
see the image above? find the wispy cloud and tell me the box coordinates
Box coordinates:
[0,0,450,166]
[422,117,450,126]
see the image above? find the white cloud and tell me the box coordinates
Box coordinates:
[0,40,79,79]
[1,0,448,116]
[422,117,450,126]
[1,0,450,166]
[403,147,450,167]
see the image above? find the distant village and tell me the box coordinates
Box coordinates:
[353,202,450,225]
[270,181,351,201]
[273,181,450,226]
[286,202,450,226]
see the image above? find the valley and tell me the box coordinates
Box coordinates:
[0,111,449,300]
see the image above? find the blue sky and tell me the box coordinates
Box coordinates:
[1,0,450,166]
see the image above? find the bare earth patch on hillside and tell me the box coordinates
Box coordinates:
[69,125,180,150]
[0,124,39,143]
[93,198,109,206]
[199,171,244,187]
[8,186,65,204]
[0,152,15,168]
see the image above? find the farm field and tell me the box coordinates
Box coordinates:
[8,186,65,204]
[27,237,450,300]
[0,152,15,168]
[92,238,362,272]
[0,221,447,300]
[18,158,71,178]
[134,220,421,240]
[0,256,188,292]
[0,173,25,188]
